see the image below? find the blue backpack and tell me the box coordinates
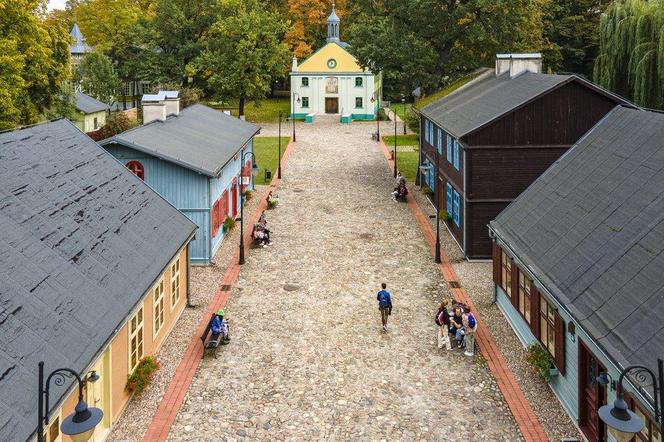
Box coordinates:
[467,313,476,329]
[378,291,391,308]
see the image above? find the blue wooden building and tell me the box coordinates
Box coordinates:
[490,107,663,442]
[101,100,260,264]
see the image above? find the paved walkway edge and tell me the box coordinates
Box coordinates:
[378,138,548,442]
[142,141,297,442]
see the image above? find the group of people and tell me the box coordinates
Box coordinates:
[391,172,408,202]
[374,284,477,357]
[252,212,272,247]
[436,299,477,356]
[266,191,279,209]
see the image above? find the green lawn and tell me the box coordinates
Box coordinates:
[382,134,420,183]
[388,102,413,121]
[253,136,290,185]
[204,98,290,123]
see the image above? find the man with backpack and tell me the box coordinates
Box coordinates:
[436,299,451,350]
[463,306,478,356]
[376,283,392,332]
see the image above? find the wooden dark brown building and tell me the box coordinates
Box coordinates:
[418,53,633,259]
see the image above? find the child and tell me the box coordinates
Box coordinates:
[450,306,464,349]
[436,299,451,350]
[463,307,478,356]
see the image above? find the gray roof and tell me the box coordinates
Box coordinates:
[420,71,628,139]
[490,106,664,382]
[103,104,261,177]
[69,23,91,55]
[0,120,197,442]
[75,91,110,114]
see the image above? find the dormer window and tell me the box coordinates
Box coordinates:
[126,161,145,180]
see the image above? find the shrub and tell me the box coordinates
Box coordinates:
[223,216,236,231]
[439,210,451,221]
[125,356,159,395]
[422,186,433,195]
[526,343,555,381]
[404,108,420,134]
[243,190,253,201]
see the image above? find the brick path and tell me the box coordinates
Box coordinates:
[163,122,522,441]
[378,140,548,442]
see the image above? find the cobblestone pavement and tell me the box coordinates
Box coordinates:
[168,121,521,441]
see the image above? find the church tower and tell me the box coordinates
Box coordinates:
[326,3,340,43]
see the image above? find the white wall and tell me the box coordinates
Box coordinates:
[291,74,375,116]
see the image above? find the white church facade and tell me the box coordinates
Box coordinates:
[290,6,382,123]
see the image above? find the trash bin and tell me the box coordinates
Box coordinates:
[264,168,272,181]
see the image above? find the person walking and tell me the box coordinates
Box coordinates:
[376,283,392,332]
[436,299,451,350]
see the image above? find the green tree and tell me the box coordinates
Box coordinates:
[346,0,547,97]
[0,0,71,129]
[190,0,290,116]
[594,0,664,109]
[76,52,121,105]
[76,0,144,52]
[44,82,77,121]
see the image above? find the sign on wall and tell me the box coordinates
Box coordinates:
[325,77,339,94]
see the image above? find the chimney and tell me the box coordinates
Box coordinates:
[141,93,167,124]
[496,53,542,77]
[292,57,298,72]
[161,90,180,116]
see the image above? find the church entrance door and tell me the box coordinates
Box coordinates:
[325,97,339,114]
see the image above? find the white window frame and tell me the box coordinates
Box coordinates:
[153,279,165,337]
[170,257,181,309]
[128,305,144,372]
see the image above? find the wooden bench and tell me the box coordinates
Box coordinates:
[200,314,230,359]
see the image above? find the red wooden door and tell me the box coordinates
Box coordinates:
[231,180,238,218]
[579,341,606,442]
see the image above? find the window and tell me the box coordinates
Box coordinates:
[539,296,556,356]
[424,120,430,143]
[447,136,453,163]
[170,258,180,308]
[128,306,144,371]
[355,77,363,87]
[93,117,99,130]
[501,250,512,296]
[301,77,309,87]
[453,190,460,227]
[355,97,363,108]
[301,97,309,108]
[446,183,453,215]
[453,141,460,170]
[45,414,61,442]
[429,123,434,145]
[153,279,165,337]
[126,161,145,181]
[517,270,532,324]
[437,128,443,155]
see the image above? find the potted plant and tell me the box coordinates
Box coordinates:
[422,186,433,195]
[439,209,451,222]
[526,343,557,381]
[223,216,236,232]
[125,356,160,395]
[243,190,253,201]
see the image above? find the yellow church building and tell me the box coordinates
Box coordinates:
[290,5,382,123]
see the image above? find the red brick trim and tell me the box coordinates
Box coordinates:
[142,139,297,442]
[378,138,548,442]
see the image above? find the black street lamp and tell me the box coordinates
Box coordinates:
[278,111,284,179]
[37,362,103,442]
[391,108,398,178]
[597,358,663,442]
[238,151,259,265]
[291,92,300,142]
[401,96,407,135]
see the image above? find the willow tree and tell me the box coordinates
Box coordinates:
[594,0,664,109]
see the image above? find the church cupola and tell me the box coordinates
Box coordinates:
[326,3,340,43]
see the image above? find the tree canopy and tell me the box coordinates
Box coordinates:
[0,0,71,129]
[594,0,664,109]
[76,51,121,104]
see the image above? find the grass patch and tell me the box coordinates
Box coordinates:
[383,134,419,146]
[253,136,290,185]
[388,102,413,121]
[204,98,290,123]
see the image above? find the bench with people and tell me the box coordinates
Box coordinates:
[266,191,279,209]
[200,309,230,358]
[251,212,272,248]
[391,173,408,202]
[435,299,477,356]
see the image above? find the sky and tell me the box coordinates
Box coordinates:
[47,0,67,11]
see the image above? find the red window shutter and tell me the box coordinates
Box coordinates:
[554,310,566,375]
[221,190,228,218]
[530,286,540,338]
[492,243,501,285]
[510,261,519,308]
[212,200,220,236]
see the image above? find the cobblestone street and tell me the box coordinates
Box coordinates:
[168,121,521,441]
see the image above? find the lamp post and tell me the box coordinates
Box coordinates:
[401,96,407,135]
[291,92,300,142]
[278,112,284,179]
[37,362,103,442]
[597,358,663,442]
[391,108,398,178]
[238,151,259,265]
